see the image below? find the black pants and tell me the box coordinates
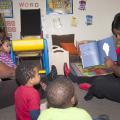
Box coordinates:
[68,72,97,84]
[0,79,18,109]
[69,73,120,102]
[0,75,49,109]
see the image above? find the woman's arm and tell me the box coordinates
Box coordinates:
[110,64,120,76]
[104,57,120,77]
[0,62,15,79]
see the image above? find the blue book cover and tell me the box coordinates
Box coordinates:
[79,36,117,68]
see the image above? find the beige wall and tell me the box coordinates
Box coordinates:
[5,0,120,47]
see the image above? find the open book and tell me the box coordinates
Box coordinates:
[79,37,117,68]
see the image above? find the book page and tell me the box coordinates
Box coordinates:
[97,36,117,64]
[79,42,100,68]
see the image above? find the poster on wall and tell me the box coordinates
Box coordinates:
[78,0,86,10]
[46,0,73,14]
[86,15,93,25]
[0,0,13,18]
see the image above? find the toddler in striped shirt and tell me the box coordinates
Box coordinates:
[0,38,16,79]
[0,39,16,68]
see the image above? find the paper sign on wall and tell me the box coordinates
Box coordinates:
[86,15,93,25]
[71,17,77,27]
[78,0,86,10]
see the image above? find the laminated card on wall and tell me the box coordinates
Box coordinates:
[79,36,117,68]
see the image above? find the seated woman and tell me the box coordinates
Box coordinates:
[64,12,120,103]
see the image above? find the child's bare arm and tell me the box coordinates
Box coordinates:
[40,81,47,91]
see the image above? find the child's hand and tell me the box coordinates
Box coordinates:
[40,82,47,91]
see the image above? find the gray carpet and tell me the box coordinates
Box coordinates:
[0,105,15,120]
[0,83,119,120]
[74,83,120,120]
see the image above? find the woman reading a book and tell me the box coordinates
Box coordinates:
[64,12,120,103]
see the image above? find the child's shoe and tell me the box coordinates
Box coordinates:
[95,114,109,120]
[50,65,57,80]
[64,63,70,78]
[79,83,91,91]
[84,91,93,101]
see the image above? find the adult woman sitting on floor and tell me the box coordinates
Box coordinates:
[64,12,120,103]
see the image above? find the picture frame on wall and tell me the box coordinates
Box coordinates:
[0,13,8,37]
[46,0,73,15]
[0,0,13,18]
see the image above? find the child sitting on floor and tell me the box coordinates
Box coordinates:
[15,62,44,120]
[38,77,88,120]
[0,39,16,68]
[37,77,109,120]
[0,38,16,79]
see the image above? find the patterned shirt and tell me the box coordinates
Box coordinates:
[0,51,16,68]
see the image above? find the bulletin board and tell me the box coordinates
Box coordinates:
[0,0,13,18]
[20,9,42,37]
[46,0,73,14]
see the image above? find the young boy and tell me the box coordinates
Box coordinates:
[15,62,42,120]
[37,77,109,120]
[37,77,92,120]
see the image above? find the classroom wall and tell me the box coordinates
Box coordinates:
[4,0,120,47]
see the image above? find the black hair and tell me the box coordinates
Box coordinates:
[0,28,4,33]
[0,38,10,48]
[112,12,120,34]
[16,62,38,85]
[0,28,10,45]
[46,77,74,108]
[0,28,10,44]
[1,38,10,44]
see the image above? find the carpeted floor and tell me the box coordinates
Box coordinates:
[73,83,120,120]
[0,83,120,120]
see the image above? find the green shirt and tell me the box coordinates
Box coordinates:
[37,107,92,120]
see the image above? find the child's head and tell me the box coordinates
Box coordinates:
[112,12,120,39]
[0,39,10,53]
[46,77,76,108]
[0,28,5,40]
[16,62,40,86]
